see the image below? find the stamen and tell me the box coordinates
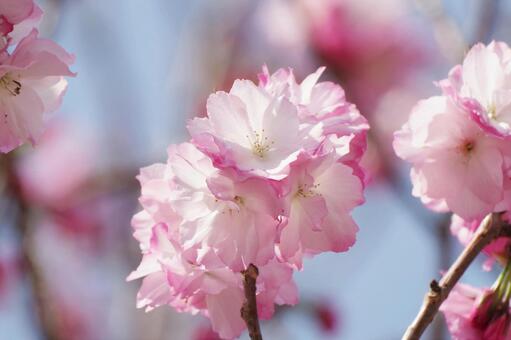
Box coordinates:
[295,184,320,198]
[220,196,244,215]
[459,140,475,156]
[234,195,244,206]
[247,129,275,159]
[464,141,475,153]
[488,103,497,120]
[0,73,21,96]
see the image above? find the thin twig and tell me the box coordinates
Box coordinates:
[241,264,263,340]
[403,213,511,340]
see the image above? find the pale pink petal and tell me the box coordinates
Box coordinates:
[205,288,245,339]
[135,272,173,312]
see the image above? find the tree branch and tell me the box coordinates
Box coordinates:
[18,206,61,340]
[241,264,263,340]
[3,154,61,340]
[403,213,511,340]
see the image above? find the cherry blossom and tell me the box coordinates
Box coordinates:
[189,66,368,180]
[0,29,75,153]
[277,153,363,268]
[394,95,507,220]
[440,42,511,138]
[440,282,511,340]
[0,0,42,53]
[131,66,367,338]
[134,142,281,271]
[394,42,511,221]
[258,66,369,169]
[188,79,302,179]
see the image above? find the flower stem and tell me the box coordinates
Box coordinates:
[241,264,263,340]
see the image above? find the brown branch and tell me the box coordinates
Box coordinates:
[241,264,263,340]
[18,205,61,340]
[3,154,61,340]
[403,213,511,340]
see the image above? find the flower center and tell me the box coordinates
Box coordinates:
[459,140,475,156]
[219,195,245,216]
[0,73,21,96]
[487,103,497,120]
[464,141,475,152]
[295,184,320,198]
[247,129,274,159]
[233,195,244,207]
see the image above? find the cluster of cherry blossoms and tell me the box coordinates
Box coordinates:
[0,0,74,153]
[129,66,368,338]
[395,42,511,339]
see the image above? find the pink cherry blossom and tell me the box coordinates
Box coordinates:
[257,66,369,163]
[188,79,302,179]
[0,0,42,52]
[131,67,367,338]
[441,283,511,340]
[277,153,363,268]
[0,29,75,153]
[134,142,281,271]
[440,283,490,340]
[394,43,511,220]
[440,42,511,137]
[394,95,507,220]
[170,143,282,271]
[189,66,368,180]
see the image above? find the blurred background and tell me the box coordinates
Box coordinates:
[1,0,510,339]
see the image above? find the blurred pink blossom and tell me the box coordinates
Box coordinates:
[16,120,94,207]
[312,301,339,333]
[308,0,426,115]
[15,120,105,246]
